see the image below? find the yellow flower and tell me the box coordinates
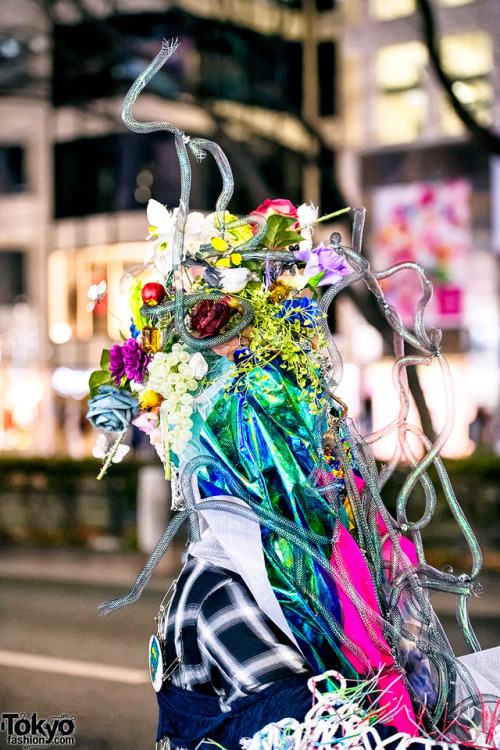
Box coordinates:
[230,253,242,266]
[215,258,232,268]
[267,280,290,304]
[226,213,254,246]
[139,390,163,410]
[211,237,228,253]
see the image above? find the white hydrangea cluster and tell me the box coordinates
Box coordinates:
[147,344,208,456]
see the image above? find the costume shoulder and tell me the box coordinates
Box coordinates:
[178,555,244,610]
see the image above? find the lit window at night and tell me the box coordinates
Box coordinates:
[375,42,428,145]
[439,31,493,135]
[370,0,415,20]
[438,0,475,6]
[48,243,152,342]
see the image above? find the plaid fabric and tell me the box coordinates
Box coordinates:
[162,555,309,706]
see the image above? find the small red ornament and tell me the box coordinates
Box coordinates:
[142,282,166,306]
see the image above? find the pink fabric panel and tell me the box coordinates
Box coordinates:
[331,521,417,735]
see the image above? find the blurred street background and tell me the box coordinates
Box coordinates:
[1,0,500,747]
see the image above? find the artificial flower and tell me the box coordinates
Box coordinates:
[296,202,319,249]
[294,243,350,286]
[251,198,298,221]
[211,237,228,253]
[86,386,139,432]
[276,298,321,328]
[87,280,107,312]
[224,213,254,246]
[139,389,163,410]
[267,280,290,304]
[110,338,151,386]
[129,319,141,339]
[146,201,220,273]
[133,408,160,436]
[92,433,130,463]
[191,297,235,338]
[146,199,179,275]
[184,212,218,255]
[278,271,307,291]
[188,352,209,380]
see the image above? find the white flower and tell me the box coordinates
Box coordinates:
[92,434,130,463]
[129,379,147,395]
[297,202,319,250]
[184,212,218,255]
[287,273,307,290]
[87,280,107,312]
[145,199,179,276]
[215,267,251,293]
[189,352,209,380]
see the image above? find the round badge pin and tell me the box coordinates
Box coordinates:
[149,634,164,692]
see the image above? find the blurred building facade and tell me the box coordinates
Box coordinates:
[0,0,499,457]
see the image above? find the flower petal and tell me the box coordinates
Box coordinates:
[147,198,168,228]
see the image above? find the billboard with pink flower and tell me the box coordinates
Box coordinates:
[372,178,472,328]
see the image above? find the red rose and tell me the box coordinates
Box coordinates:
[190,297,234,338]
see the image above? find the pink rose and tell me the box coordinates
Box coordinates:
[251,199,298,221]
[133,409,160,435]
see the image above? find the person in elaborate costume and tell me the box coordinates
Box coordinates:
[87,40,500,750]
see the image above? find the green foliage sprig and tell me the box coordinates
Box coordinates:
[232,287,328,413]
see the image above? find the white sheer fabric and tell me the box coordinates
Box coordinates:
[188,492,299,649]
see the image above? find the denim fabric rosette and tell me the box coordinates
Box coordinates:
[87,385,140,432]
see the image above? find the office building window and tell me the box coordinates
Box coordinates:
[439,31,492,135]
[375,42,428,145]
[0,145,27,194]
[370,0,415,20]
[438,0,475,6]
[0,251,26,303]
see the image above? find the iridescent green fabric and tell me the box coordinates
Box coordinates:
[197,359,357,678]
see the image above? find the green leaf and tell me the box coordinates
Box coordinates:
[274,230,303,248]
[261,215,297,249]
[89,369,114,398]
[100,349,110,370]
[307,270,326,288]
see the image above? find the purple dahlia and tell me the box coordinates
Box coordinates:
[110,338,150,386]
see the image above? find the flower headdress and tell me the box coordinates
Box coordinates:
[86,39,354,478]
